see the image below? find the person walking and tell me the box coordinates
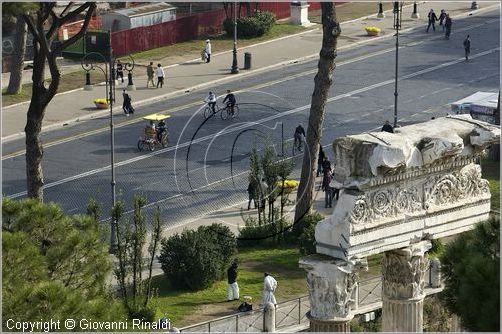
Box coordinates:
[262,273,277,306]
[463,35,471,60]
[438,9,447,31]
[156,63,165,88]
[317,145,325,177]
[146,62,155,88]
[204,39,212,63]
[122,89,134,116]
[227,260,240,301]
[321,156,332,176]
[444,14,452,39]
[381,120,394,133]
[247,179,257,210]
[322,171,333,208]
[426,9,438,33]
[116,60,124,83]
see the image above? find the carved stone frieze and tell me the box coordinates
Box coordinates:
[382,241,431,300]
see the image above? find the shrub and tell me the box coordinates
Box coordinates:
[238,215,290,248]
[223,11,276,38]
[159,224,237,291]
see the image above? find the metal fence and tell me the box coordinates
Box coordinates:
[179,267,437,332]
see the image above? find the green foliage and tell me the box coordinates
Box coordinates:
[2,197,111,298]
[2,198,125,328]
[423,296,453,332]
[290,211,323,241]
[159,224,237,291]
[238,214,290,248]
[428,238,445,258]
[439,216,500,331]
[223,11,276,38]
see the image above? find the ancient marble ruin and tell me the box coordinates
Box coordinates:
[300,115,500,332]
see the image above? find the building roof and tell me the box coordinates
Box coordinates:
[110,3,176,18]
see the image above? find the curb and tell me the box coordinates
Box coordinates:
[2,3,498,143]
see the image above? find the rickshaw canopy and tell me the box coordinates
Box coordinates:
[143,113,171,121]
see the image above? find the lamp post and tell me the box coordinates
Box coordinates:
[231,1,239,74]
[81,31,135,252]
[392,2,403,128]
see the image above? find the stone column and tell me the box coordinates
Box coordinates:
[300,254,367,332]
[381,240,431,332]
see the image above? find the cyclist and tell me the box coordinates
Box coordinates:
[157,119,167,142]
[222,89,236,117]
[205,91,217,113]
[294,124,306,152]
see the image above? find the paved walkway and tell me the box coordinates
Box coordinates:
[3,2,497,141]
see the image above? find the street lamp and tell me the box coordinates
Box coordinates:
[80,31,135,252]
[392,2,403,128]
[230,1,239,74]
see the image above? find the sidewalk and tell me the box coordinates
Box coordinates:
[2,2,497,141]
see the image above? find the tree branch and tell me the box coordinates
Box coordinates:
[54,3,96,55]
[59,2,75,18]
[59,2,94,26]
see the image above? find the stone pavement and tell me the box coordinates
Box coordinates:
[3,1,497,141]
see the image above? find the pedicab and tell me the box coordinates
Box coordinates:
[137,113,170,151]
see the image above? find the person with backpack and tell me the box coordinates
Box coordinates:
[444,14,452,39]
[463,35,471,60]
[426,9,438,33]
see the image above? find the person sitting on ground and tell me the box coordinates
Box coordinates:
[222,89,236,116]
[205,91,217,113]
[381,120,394,133]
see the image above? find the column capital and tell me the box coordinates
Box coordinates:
[382,240,431,301]
[300,254,367,320]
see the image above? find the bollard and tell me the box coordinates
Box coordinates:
[377,2,385,18]
[127,72,136,91]
[411,2,420,19]
[471,2,479,9]
[263,302,276,332]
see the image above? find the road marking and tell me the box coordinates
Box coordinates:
[7,47,499,199]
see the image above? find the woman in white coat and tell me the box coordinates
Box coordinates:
[262,273,277,306]
[204,39,212,63]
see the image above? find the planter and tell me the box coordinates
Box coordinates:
[94,98,110,109]
[367,31,379,36]
[365,27,381,37]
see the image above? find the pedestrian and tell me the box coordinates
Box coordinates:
[146,62,155,88]
[262,273,277,306]
[322,171,333,208]
[444,14,452,39]
[116,60,124,83]
[321,156,331,176]
[227,260,240,301]
[426,9,438,33]
[259,178,268,212]
[122,89,134,116]
[247,179,257,210]
[381,120,394,133]
[438,9,446,31]
[156,63,165,88]
[317,145,325,177]
[204,39,212,63]
[463,35,471,60]
[330,173,340,203]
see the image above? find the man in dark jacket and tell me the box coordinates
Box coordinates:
[426,9,438,32]
[463,35,471,60]
[247,180,257,210]
[317,145,325,177]
[227,260,239,301]
[381,120,394,133]
[444,14,452,39]
[223,89,237,116]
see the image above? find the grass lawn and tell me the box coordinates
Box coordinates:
[129,22,311,66]
[481,158,500,211]
[150,247,307,328]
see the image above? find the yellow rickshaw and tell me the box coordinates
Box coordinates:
[137,113,170,151]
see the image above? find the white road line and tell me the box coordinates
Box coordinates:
[7,47,500,199]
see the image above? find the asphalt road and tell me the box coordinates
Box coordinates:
[2,10,500,228]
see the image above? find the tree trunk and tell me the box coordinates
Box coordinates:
[293,2,340,226]
[7,15,27,95]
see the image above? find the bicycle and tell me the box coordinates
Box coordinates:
[220,103,240,120]
[203,103,221,119]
